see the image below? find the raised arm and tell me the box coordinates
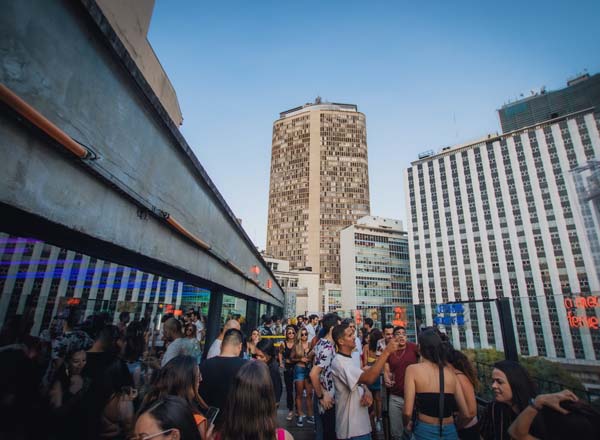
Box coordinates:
[508,390,577,440]
[359,338,398,385]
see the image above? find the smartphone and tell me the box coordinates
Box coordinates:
[206,406,219,426]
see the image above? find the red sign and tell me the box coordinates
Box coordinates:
[564,296,599,309]
[392,306,406,327]
[567,312,598,329]
[564,296,599,329]
[354,310,362,325]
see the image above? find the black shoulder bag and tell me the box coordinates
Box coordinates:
[438,364,445,438]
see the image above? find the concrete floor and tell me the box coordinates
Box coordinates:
[276,383,386,440]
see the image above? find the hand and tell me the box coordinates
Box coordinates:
[360,387,373,407]
[384,374,395,388]
[301,357,309,363]
[384,338,400,354]
[205,422,216,440]
[535,389,578,414]
[321,390,334,410]
[69,374,84,394]
[406,420,413,432]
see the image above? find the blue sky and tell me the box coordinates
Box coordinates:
[147,0,600,249]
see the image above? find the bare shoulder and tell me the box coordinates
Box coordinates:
[444,365,456,378]
[405,363,420,375]
[284,429,295,440]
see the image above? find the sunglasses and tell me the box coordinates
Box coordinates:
[301,332,308,336]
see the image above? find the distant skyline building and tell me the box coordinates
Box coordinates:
[263,254,320,316]
[322,283,343,314]
[340,216,413,335]
[405,109,600,363]
[498,72,600,133]
[266,98,370,289]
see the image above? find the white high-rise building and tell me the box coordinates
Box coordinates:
[405,109,600,363]
[340,216,413,334]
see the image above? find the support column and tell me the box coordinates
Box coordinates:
[497,298,519,361]
[246,299,259,333]
[202,291,223,361]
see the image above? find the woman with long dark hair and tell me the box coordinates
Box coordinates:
[98,357,136,439]
[142,355,209,439]
[218,361,293,440]
[447,348,479,440]
[403,329,473,439]
[133,395,202,440]
[247,328,261,358]
[255,338,283,405]
[479,360,537,440]
[47,331,93,439]
[280,325,297,421]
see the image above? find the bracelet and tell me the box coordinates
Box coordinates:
[528,397,542,411]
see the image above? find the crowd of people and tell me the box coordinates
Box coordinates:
[1,307,599,440]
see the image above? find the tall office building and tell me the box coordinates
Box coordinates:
[498,72,600,133]
[340,216,413,337]
[266,99,370,287]
[405,108,600,363]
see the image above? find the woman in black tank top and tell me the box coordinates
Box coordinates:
[403,329,474,439]
[280,325,297,421]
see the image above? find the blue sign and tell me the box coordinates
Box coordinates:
[434,303,464,326]
[435,304,464,314]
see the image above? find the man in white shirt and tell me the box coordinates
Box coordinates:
[331,322,399,440]
[206,319,240,359]
[342,318,363,368]
[161,318,194,367]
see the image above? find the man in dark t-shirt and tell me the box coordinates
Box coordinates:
[199,328,247,427]
[384,326,419,440]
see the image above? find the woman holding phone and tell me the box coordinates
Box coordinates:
[141,355,210,440]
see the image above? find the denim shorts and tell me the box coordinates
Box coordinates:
[368,376,381,392]
[413,420,458,440]
[294,365,309,382]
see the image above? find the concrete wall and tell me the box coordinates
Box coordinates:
[95,0,183,126]
[0,0,282,306]
[298,271,320,313]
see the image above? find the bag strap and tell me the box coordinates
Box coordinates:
[276,428,285,440]
[438,364,445,438]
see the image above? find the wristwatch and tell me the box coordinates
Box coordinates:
[528,397,542,411]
